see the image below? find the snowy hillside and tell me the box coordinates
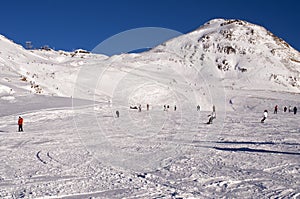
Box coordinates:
[0,19,300,198]
[1,19,299,112]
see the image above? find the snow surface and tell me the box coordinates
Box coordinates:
[0,19,299,198]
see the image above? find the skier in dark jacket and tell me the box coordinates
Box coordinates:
[261,110,268,123]
[274,105,278,114]
[294,107,297,115]
[207,111,216,124]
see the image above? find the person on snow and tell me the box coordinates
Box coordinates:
[18,116,23,132]
[261,110,268,123]
[116,110,120,118]
[289,106,292,112]
[207,111,216,124]
[197,105,200,111]
[146,104,149,111]
[274,105,278,114]
[164,105,167,111]
[138,104,142,112]
[294,106,297,115]
[130,106,138,110]
[283,106,287,112]
[174,105,177,111]
[212,105,216,119]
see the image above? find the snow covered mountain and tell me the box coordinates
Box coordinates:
[152,19,300,90]
[0,18,299,113]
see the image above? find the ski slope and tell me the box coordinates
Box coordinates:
[0,99,299,198]
[0,19,299,198]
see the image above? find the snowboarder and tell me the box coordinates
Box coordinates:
[174,105,177,111]
[283,106,287,112]
[116,110,119,118]
[197,105,200,111]
[18,116,23,132]
[261,110,268,123]
[146,104,149,111]
[293,106,297,115]
[274,105,278,114]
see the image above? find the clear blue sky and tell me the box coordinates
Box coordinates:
[1,0,299,52]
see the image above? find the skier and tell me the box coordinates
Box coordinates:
[164,105,166,111]
[274,105,278,114]
[18,116,23,132]
[283,106,287,112]
[289,106,292,112]
[207,111,216,124]
[146,104,149,111]
[197,105,200,111]
[261,110,268,123]
[174,105,177,111]
[212,105,216,119]
[294,106,297,115]
[138,104,142,112]
[116,110,120,118]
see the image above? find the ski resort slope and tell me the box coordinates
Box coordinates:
[0,19,299,198]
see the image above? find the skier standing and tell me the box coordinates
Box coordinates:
[116,110,120,118]
[174,105,177,111]
[197,105,200,111]
[18,116,23,132]
[283,106,287,112]
[261,110,268,123]
[146,104,149,111]
[294,106,297,115]
[274,105,278,114]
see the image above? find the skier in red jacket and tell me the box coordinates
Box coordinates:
[18,116,23,132]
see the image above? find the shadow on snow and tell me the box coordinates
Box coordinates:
[213,147,300,156]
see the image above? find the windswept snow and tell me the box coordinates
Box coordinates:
[0,18,299,198]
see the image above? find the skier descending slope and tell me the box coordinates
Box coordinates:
[261,110,268,123]
[207,105,216,124]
